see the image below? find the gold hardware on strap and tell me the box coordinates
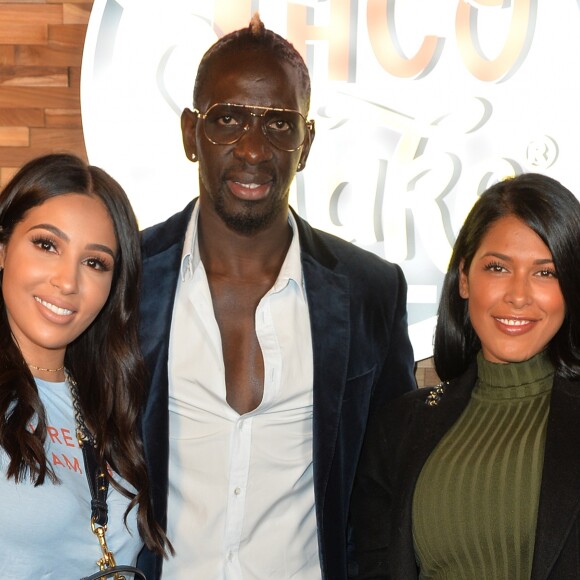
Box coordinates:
[96,469,108,493]
[91,518,126,580]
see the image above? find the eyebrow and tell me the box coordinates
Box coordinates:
[28,224,116,259]
[482,251,554,265]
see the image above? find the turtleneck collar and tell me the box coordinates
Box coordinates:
[474,350,555,400]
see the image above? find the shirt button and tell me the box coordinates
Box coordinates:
[234,487,241,495]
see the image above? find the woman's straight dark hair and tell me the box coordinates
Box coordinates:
[434,172,580,381]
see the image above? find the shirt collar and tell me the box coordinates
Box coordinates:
[180,204,305,298]
[180,201,201,281]
[270,210,305,298]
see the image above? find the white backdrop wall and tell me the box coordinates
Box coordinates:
[81,0,580,360]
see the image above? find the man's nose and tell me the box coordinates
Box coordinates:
[233,116,273,164]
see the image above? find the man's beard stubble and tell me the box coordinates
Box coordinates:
[213,194,286,236]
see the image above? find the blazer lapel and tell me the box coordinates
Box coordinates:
[301,251,351,514]
[139,202,193,531]
[140,249,182,365]
[139,200,195,375]
[531,377,580,579]
[292,211,352,525]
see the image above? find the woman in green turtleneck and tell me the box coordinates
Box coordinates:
[350,173,580,580]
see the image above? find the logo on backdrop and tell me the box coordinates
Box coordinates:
[81,0,579,360]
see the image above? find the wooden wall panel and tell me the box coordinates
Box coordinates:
[0,125,28,145]
[62,2,91,24]
[0,0,92,187]
[0,6,62,45]
[0,66,69,86]
[0,107,43,125]
[0,46,14,65]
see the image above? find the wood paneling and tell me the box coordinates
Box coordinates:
[0,126,28,146]
[0,46,15,65]
[0,65,69,86]
[45,107,81,127]
[0,0,90,177]
[0,6,62,44]
[62,3,91,24]
[415,358,440,388]
[0,107,43,125]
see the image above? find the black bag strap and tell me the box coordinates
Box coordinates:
[67,372,148,580]
[67,371,109,527]
[79,435,109,527]
[81,565,147,580]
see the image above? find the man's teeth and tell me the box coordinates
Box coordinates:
[497,318,530,326]
[35,297,73,316]
[236,182,260,189]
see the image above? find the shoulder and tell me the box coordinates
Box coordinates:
[361,387,434,458]
[553,373,580,398]
[375,364,476,431]
[381,385,442,419]
[293,210,404,283]
[140,200,196,258]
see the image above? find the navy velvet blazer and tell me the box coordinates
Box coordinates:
[351,361,580,579]
[136,200,416,579]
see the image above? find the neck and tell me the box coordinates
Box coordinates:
[25,354,66,383]
[198,203,292,277]
[28,363,66,382]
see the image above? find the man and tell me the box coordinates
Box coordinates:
[137,14,416,580]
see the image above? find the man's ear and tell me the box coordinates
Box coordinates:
[458,259,469,299]
[0,243,5,272]
[296,119,315,172]
[181,108,198,162]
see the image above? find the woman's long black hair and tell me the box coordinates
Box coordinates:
[0,153,169,556]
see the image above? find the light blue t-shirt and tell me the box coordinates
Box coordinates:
[0,378,141,579]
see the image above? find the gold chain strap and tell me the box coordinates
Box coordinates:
[91,518,125,579]
[66,372,126,580]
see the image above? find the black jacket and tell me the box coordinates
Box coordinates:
[136,200,416,579]
[351,361,580,579]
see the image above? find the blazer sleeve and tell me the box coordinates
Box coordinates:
[371,264,416,408]
[349,408,393,579]
[348,265,416,578]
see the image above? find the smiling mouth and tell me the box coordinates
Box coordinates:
[228,179,272,200]
[35,297,74,316]
[495,318,534,326]
[236,182,262,189]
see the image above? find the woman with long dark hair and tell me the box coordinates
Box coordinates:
[351,173,580,579]
[0,153,169,578]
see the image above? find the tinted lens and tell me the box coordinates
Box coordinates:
[262,109,306,150]
[203,105,246,144]
[203,104,306,150]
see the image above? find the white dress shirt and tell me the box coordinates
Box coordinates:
[164,203,320,579]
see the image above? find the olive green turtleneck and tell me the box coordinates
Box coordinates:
[412,351,554,580]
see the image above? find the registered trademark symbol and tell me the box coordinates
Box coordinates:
[526,135,559,168]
